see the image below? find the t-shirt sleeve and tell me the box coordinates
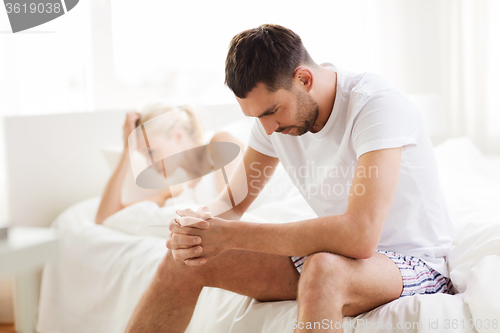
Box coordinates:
[247,119,278,158]
[351,92,419,159]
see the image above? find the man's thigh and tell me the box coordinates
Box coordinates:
[187,249,300,302]
[337,252,403,317]
[299,251,403,317]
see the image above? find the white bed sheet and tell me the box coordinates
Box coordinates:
[37,138,500,333]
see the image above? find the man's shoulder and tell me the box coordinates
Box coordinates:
[349,72,399,96]
[321,63,382,95]
[343,72,413,116]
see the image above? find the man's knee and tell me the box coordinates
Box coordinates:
[155,250,212,286]
[298,252,350,301]
[302,252,349,280]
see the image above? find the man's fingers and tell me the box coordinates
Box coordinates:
[175,208,198,217]
[176,207,211,219]
[171,247,204,262]
[197,206,212,219]
[184,257,208,266]
[167,218,181,232]
[168,217,181,226]
[166,234,201,250]
[177,216,210,229]
[169,223,204,235]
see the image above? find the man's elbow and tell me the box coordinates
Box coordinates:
[350,220,381,259]
[353,246,377,259]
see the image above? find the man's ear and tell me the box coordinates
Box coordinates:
[294,67,313,92]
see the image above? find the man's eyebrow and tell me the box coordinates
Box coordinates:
[255,104,278,118]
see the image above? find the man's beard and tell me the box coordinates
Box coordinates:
[277,87,319,136]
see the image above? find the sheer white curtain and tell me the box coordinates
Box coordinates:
[446,0,500,154]
[357,0,500,154]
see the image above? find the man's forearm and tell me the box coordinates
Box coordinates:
[203,184,257,221]
[209,202,241,221]
[226,214,378,260]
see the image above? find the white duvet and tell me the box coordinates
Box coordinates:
[37,138,500,333]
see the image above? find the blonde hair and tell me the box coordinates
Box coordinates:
[138,102,205,144]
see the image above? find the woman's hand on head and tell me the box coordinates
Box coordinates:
[122,111,141,149]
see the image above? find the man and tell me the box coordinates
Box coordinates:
[125,24,454,333]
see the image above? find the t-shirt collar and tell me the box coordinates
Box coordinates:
[304,64,341,140]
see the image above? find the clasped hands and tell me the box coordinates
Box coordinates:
[166,206,231,266]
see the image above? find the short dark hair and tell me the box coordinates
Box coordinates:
[224,24,314,99]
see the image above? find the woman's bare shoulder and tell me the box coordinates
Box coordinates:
[210,131,237,143]
[210,131,246,152]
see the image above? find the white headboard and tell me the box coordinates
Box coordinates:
[3,104,245,227]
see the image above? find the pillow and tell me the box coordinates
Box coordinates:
[448,220,500,293]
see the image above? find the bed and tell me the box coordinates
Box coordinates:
[5,105,499,333]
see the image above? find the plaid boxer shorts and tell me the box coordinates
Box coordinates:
[291,250,454,298]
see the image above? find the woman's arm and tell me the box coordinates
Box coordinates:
[95,147,177,223]
[95,111,192,224]
[95,149,133,224]
[95,112,140,224]
[210,131,246,194]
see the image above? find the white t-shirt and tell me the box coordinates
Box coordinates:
[248,64,454,277]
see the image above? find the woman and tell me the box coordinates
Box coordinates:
[95,103,245,224]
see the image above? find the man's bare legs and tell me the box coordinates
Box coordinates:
[124,249,300,333]
[295,252,403,332]
[124,250,404,333]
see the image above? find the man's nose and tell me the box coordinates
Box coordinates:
[260,118,279,135]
